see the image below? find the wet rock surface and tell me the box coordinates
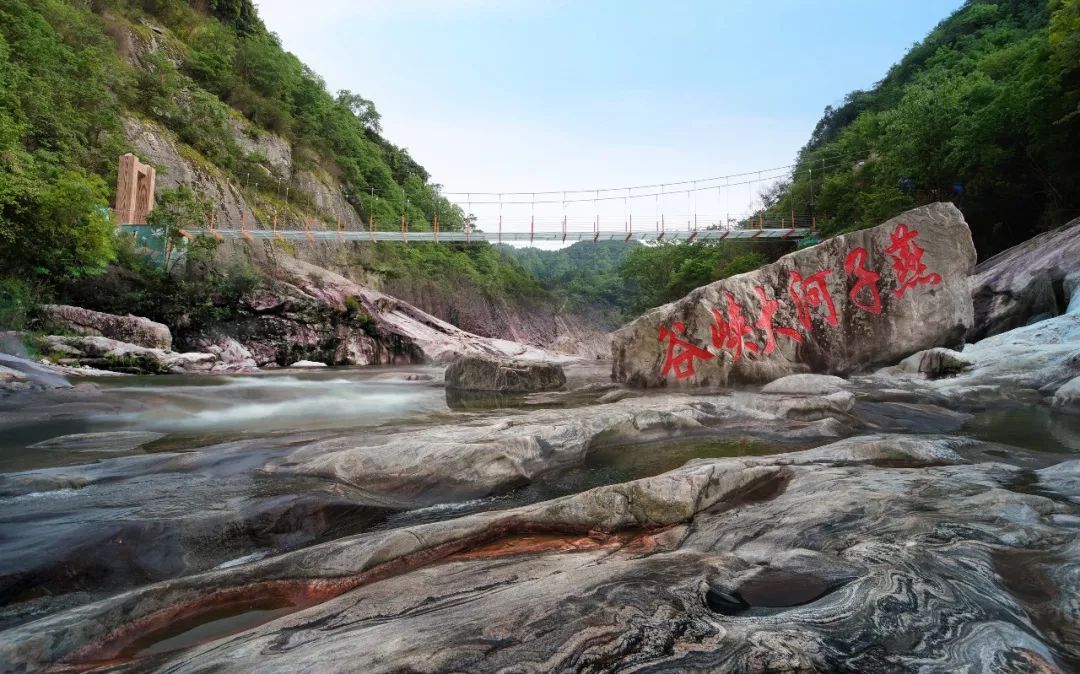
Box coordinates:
[444,354,567,393]
[1,435,1077,672]
[613,203,977,387]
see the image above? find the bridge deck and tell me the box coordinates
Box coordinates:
[164,227,812,243]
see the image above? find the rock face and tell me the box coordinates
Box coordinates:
[612,203,977,387]
[968,215,1080,342]
[4,436,1077,673]
[444,355,566,393]
[37,304,172,350]
[868,282,1080,405]
[41,335,252,375]
[214,255,577,368]
[1054,376,1080,413]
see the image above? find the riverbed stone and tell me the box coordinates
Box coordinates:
[4,434,1077,672]
[37,304,172,350]
[444,354,566,393]
[1055,376,1080,414]
[895,346,974,378]
[612,203,976,387]
[761,373,850,395]
[40,335,237,375]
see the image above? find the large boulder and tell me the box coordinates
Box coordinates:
[38,305,172,350]
[968,216,1080,342]
[445,354,566,393]
[40,335,251,375]
[612,203,976,387]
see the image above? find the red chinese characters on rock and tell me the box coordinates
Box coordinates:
[658,321,713,380]
[753,287,803,354]
[656,224,946,379]
[710,292,758,362]
[844,246,882,314]
[885,223,941,298]
[788,270,838,332]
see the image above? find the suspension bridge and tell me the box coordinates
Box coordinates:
[120,161,832,246]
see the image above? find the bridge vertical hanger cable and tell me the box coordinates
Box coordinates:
[466,193,471,242]
[530,193,535,244]
[593,190,599,242]
[692,181,698,232]
[655,188,659,236]
[498,194,503,244]
[561,193,570,243]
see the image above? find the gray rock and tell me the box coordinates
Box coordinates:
[895,347,973,378]
[289,360,327,368]
[37,305,172,350]
[968,216,1080,342]
[29,431,165,453]
[868,300,1080,405]
[761,373,850,395]
[1054,376,1080,414]
[193,337,258,372]
[6,435,1078,673]
[444,355,566,393]
[613,203,976,387]
[597,388,639,404]
[41,335,226,375]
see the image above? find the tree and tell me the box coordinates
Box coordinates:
[336,90,382,134]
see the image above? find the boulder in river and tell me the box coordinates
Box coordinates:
[40,335,252,375]
[444,354,566,393]
[37,304,172,350]
[612,202,976,387]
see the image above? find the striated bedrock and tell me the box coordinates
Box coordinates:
[3,435,1077,672]
[444,354,567,393]
[262,387,907,506]
[36,304,173,351]
[612,202,976,388]
[968,215,1080,343]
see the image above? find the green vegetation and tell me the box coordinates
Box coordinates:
[501,241,636,328]
[2,0,1077,338]
[0,0,537,334]
[619,243,775,318]
[761,0,1080,257]
[500,240,783,326]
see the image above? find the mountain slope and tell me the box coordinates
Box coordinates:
[0,0,609,353]
[760,0,1080,257]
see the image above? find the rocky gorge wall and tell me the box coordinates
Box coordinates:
[612,203,977,387]
[122,114,607,359]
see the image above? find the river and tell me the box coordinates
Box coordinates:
[1,365,1078,660]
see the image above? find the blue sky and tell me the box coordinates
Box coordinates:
[255,0,964,230]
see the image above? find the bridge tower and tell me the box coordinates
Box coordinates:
[115,153,156,225]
